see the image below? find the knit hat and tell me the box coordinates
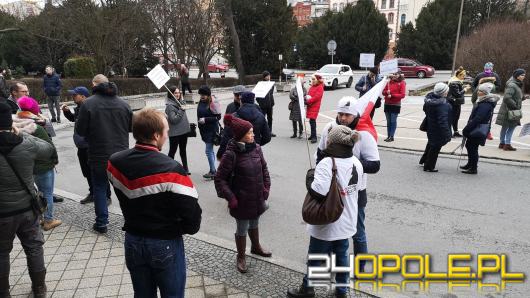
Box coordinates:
[336,96,359,116]
[327,125,357,148]
[312,74,323,81]
[484,62,494,71]
[478,82,495,95]
[0,102,13,130]
[233,85,246,95]
[17,96,41,116]
[513,68,526,79]
[240,91,255,104]
[262,71,271,78]
[433,82,449,96]
[224,114,253,141]
[198,85,211,96]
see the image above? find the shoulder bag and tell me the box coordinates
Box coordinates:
[0,152,47,214]
[302,157,344,225]
[469,109,494,139]
[507,110,522,121]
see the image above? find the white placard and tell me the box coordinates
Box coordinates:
[252,81,276,98]
[296,77,306,118]
[146,64,170,90]
[359,53,375,68]
[379,59,399,75]
[519,122,530,137]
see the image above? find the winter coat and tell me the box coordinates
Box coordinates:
[463,95,500,146]
[423,92,452,147]
[43,73,62,96]
[225,101,240,114]
[383,79,406,114]
[63,103,89,148]
[165,99,190,137]
[289,87,304,122]
[0,131,54,218]
[306,83,324,119]
[0,96,19,114]
[214,141,271,220]
[355,74,380,97]
[495,77,525,128]
[256,86,275,111]
[447,78,466,105]
[76,82,133,165]
[197,99,221,143]
[472,71,501,90]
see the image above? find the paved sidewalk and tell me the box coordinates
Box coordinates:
[8,198,376,298]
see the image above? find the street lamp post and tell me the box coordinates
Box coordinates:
[451,0,464,75]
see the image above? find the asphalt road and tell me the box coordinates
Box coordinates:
[52,74,529,297]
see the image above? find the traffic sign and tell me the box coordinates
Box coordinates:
[328,51,336,55]
[327,40,337,51]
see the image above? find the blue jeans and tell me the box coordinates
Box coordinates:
[34,170,55,221]
[303,237,349,294]
[91,162,110,227]
[352,207,367,272]
[385,112,399,137]
[204,142,216,173]
[500,125,516,145]
[124,233,186,298]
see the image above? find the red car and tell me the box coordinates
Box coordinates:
[397,58,435,78]
[208,63,229,73]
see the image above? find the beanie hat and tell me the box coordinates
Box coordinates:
[198,85,211,96]
[240,91,255,104]
[0,102,13,130]
[433,82,449,96]
[224,114,253,141]
[336,96,359,116]
[17,96,41,116]
[484,62,494,71]
[312,74,323,81]
[478,82,495,95]
[513,68,526,79]
[262,71,271,78]
[233,85,246,94]
[327,125,357,148]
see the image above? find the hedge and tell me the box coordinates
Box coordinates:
[64,57,97,79]
[9,75,263,104]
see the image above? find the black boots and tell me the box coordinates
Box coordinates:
[384,136,394,142]
[290,133,297,138]
[461,168,477,174]
[234,235,248,273]
[248,228,272,257]
[287,284,315,298]
[29,270,46,298]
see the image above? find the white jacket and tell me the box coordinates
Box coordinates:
[307,156,364,241]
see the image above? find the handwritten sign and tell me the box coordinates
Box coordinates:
[146,65,170,90]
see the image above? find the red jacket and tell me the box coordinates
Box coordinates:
[383,80,406,105]
[306,84,324,119]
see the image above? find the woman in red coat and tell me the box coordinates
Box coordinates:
[383,71,406,142]
[306,74,324,143]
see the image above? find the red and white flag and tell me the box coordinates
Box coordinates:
[354,77,388,141]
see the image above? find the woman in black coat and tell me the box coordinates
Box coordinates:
[461,83,500,174]
[447,67,471,137]
[197,85,221,179]
[419,83,452,172]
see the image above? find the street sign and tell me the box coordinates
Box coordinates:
[328,51,336,55]
[327,40,337,51]
[359,53,375,68]
[380,59,399,75]
[279,54,283,61]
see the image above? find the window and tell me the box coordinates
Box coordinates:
[389,28,393,39]
[333,3,338,11]
[339,3,344,11]
[381,0,386,9]
[389,0,395,8]
[401,14,406,26]
[388,13,394,23]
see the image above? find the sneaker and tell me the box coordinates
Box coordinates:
[42,219,62,231]
[287,285,315,298]
[290,134,297,138]
[461,168,478,174]
[80,194,94,204]
[271,133,277,137]
[53,196,64,203]
[92,223,107,234]
[202,172,215,179]
[310,138,317,144]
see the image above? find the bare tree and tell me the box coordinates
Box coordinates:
[217,0,245,83]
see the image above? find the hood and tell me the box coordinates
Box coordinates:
[226,139,256,153]
[93,82,118,96]
[237,104,262,122]
[0,131,23,155]
[424,92,447,105]
[12,117,37,134]
[508,77,523,87]
[477,94,501,104]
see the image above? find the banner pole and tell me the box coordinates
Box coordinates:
[163,84,184,109]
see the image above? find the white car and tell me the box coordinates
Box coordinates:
[314,64,354,90]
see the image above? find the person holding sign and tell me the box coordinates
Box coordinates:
[383,70,406,142]
[306,74,324,143]
[197,86,221,180]
[355,67,382,119]
[256,71,276,137]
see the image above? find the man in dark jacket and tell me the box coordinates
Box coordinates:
[217,91,271,159]
[0,81,27,114]
[108,108,201,298]
[43,66,62,123]
[226,85,245,114]
[0,102,54,298]
[355,68,382,119]
[256,71,276,136]
[76,74,133,233]
[62,86,97,204]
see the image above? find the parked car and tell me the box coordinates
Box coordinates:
[397,58,435,78]
[208,63,229,73]
[314,64,354,90]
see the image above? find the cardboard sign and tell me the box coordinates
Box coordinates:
[146,64,170,90]
[296,77,306,118]
[359,53,375,68]
[379,59,399,75]
[252,81,276,98]
[519,122,530,137]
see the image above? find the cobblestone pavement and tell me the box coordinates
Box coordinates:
[7,198,376,298]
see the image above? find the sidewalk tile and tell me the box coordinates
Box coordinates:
[83,267,105,278]
[118,283,134,296]
[51,253,72,263]
[120,273,132,285]
[47,261,68,272]
[55,245,76,255]
[228,294,249,298]
[77,276,101,289]
[65,259,88,270]
[96,285,120,297]
[103,264,124,276]
[204,276,223,286]
[44,271,63,281]
[205,284,226,296]
[75,287,98,298]
[10,283,31,295]
[91,249,111,259]
[105,256,125,266]
[43,240,63,248]
[186,275,204,288]
[99,274,122,286]
[62,269,84,280]
[71,251,91,261]
[52,289,76,297]
[185,287,206,298]
[55,278,80,291]
[86,258,107,268]
[43,246,59,256]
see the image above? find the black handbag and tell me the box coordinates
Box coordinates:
[419,117,428,132]
[467,110,493,139]
[213,125,224,146]
[187,123,197,138]
[0,152,47,215]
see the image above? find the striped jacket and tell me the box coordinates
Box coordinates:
[107,143,202,239]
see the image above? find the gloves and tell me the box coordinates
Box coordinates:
[305,95,312,100]
[228,198,238,209]
[198,117,205,124]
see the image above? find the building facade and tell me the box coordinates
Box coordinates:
[0,0,42,19]
[293,1,313,27]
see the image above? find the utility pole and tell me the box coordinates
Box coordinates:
[451,0,464,75]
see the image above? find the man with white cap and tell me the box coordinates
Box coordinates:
[315,96,380,273]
